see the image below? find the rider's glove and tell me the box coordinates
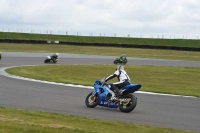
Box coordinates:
[100,78,106,85]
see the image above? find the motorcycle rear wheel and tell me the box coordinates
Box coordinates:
[118,94,137,113]
[85,92,98,108]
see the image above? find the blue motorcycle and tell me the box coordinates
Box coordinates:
[85,80,141,113]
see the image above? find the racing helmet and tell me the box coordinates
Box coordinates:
[56,53,59,56]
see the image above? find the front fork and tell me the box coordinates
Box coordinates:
[92,90,97,97]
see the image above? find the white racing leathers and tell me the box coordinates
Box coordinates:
[105,70,131,96]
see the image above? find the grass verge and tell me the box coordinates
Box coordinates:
[6,64,200,97]
[0,107,194,133]
[1,43,200,61]
[1,31,200,48]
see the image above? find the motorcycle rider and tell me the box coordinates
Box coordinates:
[51,53,59,62]
[119,54,127,63]
[102,65,131,100]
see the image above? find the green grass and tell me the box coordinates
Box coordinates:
[0,107,194,133]
[1,32,200,48]
[6,65,200,97]
[1,43,200,61]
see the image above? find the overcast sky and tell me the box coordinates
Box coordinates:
[0,0,200,39]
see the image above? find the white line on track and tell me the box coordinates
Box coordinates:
[0,65,197,98]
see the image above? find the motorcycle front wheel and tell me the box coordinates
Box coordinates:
[118,94,137,113]
[44,59,49,63]
[85,92,98,108]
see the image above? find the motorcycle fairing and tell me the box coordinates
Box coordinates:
[93,80,118,108]
[121,84,141,93]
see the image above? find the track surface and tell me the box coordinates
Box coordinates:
[0,52,200,132]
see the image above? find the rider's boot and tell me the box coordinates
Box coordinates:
[109,89,117,101]
[110,91,122,101]
[110,96,117,101]
[110,93,118,101]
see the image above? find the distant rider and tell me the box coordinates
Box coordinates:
[119,54,127,63]
[51,53,59,62]
[102,65,131,100]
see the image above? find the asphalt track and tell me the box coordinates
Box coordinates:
[0,52,200,132]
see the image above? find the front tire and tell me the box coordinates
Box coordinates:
[118,94,137,113]
[44,59,49,63]
[85,92,98,108]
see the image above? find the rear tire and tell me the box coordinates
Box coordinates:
[85,92,98,108]
[118,94,137,113]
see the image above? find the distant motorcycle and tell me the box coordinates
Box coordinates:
[85,80,141,113]
[113,57,127,64]
[44,56,58,63]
